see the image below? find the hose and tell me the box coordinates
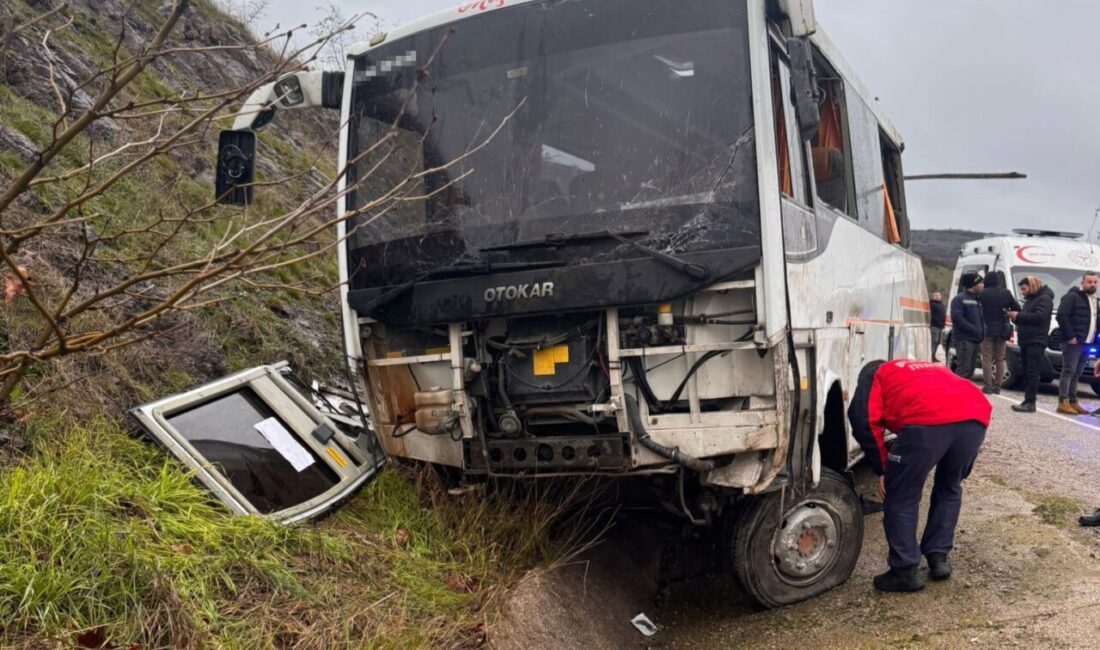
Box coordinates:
[526,406,602,425]
[627,350,724,414]
[625,395,715,473]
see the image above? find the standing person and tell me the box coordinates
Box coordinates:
[848,359,991,592]
[978,271,1020,394]
[929,292,947,362]
[1054,271,1099,415]
[1007,276,1054,413]
[950,272,985,379]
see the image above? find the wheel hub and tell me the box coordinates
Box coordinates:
[774,503,839,581]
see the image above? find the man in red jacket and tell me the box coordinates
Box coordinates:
[848,359,991,593]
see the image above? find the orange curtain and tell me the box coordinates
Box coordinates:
[883,183,901,244]
[816,90,844,151]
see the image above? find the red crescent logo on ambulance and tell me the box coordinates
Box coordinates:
[1016,246,1054,264]
[458,0,505,13]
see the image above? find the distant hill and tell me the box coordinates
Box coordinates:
[911,229,1000,294]
[910,229,997,267]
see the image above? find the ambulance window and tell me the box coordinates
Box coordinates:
[809,54,855,218]
[958,264,988,291]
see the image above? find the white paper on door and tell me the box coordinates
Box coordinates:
[254,417,315,472]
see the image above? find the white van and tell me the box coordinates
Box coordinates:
[947,229,1100,394]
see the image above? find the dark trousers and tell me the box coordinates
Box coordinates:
[954,339,980,379]
[1059,343,1088,401]
[883,421,987,569]
[1020,343,1044,403]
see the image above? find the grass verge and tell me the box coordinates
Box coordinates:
[1030,493,1081,527]
[0,417,572,648]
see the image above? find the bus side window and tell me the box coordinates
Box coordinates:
[881,132,908,248]
[769,50,810,206]
[808,55,856,219]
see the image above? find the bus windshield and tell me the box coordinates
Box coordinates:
[1011,267,1084,301]
[344,0,759,291]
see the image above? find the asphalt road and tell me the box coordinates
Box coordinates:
[654,374,1100,649]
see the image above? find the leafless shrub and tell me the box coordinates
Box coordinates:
[0,0,516,414]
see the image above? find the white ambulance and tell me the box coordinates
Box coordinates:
[948,229,1100,393]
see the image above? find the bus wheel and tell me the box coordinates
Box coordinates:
[728,468,863,608]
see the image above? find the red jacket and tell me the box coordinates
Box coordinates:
[847,359,992,475]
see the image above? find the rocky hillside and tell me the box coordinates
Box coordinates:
[0,0,346,414]
[911,228,999,293]
[0,2,561,648]
[910,228,995,267]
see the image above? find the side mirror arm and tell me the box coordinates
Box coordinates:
[231,70,345,131]
[217,70,345,205]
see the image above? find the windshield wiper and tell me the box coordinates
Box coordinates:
[357,259,564,314]
[482,229,710,281]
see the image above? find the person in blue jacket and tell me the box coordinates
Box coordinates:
[950,272,986,379]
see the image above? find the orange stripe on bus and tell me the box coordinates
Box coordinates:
[899,297,931,312]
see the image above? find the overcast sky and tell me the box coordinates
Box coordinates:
[260,1,1100,235]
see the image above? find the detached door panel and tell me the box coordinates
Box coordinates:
[132,363,383,523]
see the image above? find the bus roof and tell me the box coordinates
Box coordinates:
[346,0,904,147]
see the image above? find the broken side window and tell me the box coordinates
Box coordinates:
[880,131,907,247]
[769,48,810,206]
[131,362,384,524]
[809,55,855,219]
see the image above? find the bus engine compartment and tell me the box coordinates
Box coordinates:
[357,274,786,482]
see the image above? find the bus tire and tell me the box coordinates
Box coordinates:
[728,468,863,608]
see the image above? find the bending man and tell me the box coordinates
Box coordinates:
[848,359,991,593]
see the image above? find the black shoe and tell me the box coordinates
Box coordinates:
[982,386,996,395]
[993,387,1002,395]
[873,565,926,593]
[1012,401,1036,413]
[1079,510,1100,527]
[927,553,952,581]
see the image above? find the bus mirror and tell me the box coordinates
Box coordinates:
[788,37,820,142]
[215,130,256,206]
[778,0,817,37]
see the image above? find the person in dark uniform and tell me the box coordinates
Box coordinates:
[978,271,1020,394]
[848,359,992,592]
[950,273,986,379]
[929,292,947,362]
[1054,271,1100,415]
[1007,276,1054,413]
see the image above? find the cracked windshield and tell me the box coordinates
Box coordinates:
[345,0,759,290]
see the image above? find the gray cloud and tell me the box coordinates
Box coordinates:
[261,0,1100,235]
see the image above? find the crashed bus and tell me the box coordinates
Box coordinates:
[142,0,929,607]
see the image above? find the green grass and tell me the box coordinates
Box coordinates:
[1031,494,1081,527]
[924,261,955,295]
[0,417,318,646]
[0,418,568,648]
